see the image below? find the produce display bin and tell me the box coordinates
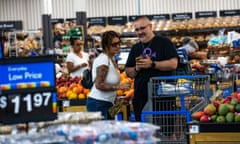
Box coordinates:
[141,75,210,143]
[188,123,240,144]
[58,99,132,120]
[58,99,87,112]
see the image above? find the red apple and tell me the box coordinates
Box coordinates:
[200,115,211,123]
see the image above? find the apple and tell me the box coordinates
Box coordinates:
[200,114,211,123]
[231,92,237,98]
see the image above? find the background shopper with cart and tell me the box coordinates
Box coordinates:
[125,16,178,139]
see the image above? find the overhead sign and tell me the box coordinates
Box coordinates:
[50,18,64,25]
[65,18,76,22]
[147,14,170,21]
[220,9,240,16]
[108,16,127,25]
[129,15,140,22]
[87,17,107,27]
[172,13,192,21]
[195,11,217,18]
[0,21,23,31]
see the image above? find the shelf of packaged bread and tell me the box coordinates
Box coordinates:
[120,26,240,38]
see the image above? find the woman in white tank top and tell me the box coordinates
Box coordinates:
[86,31,130,120]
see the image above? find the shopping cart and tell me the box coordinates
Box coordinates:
[141,75,210,143]
[175,49,192,75]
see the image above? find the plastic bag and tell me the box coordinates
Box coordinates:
[108,100,123,118]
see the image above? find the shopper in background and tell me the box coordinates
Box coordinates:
[179,36,207,60]
[86,30,130,120]
[179,37,208,73]
[53,23,65,47]
[66,38,89,77]
[125,16,178,139]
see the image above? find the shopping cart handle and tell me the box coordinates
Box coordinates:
[153,75,207,79]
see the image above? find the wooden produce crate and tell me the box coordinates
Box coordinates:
[119,104,134,120]
[188,123,240,144]
[63,106,86,112]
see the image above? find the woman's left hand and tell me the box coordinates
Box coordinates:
[119,82,131,90]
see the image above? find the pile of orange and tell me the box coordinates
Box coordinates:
[116,72,134,99]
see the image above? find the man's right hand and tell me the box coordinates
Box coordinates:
[136,55,152,69]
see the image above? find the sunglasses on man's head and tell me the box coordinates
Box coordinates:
[135,24,150,32]
[111,41,121,47]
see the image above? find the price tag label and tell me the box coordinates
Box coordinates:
[0,91,57,124]
[62,100,70,107]
[189,125,199,134]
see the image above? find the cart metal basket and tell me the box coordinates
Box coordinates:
[141,75,210,144]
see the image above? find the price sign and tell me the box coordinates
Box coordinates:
[0,91,57,124]
[189,124,199,134]
[0,56,57,124]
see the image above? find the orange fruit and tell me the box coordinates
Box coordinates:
[78,93,86,99]
[120,72,128,80]
[73,86,83,94]
[116,90,123,96]
[125,89,134,98]
[69,83,77,90]
[83,88,90,95]
[86,91,91,97]
[68,92,77,99]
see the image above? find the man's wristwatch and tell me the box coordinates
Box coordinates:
[151,60,156,69]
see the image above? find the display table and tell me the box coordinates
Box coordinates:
[188,123,240,144]
[58,99,133,120]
